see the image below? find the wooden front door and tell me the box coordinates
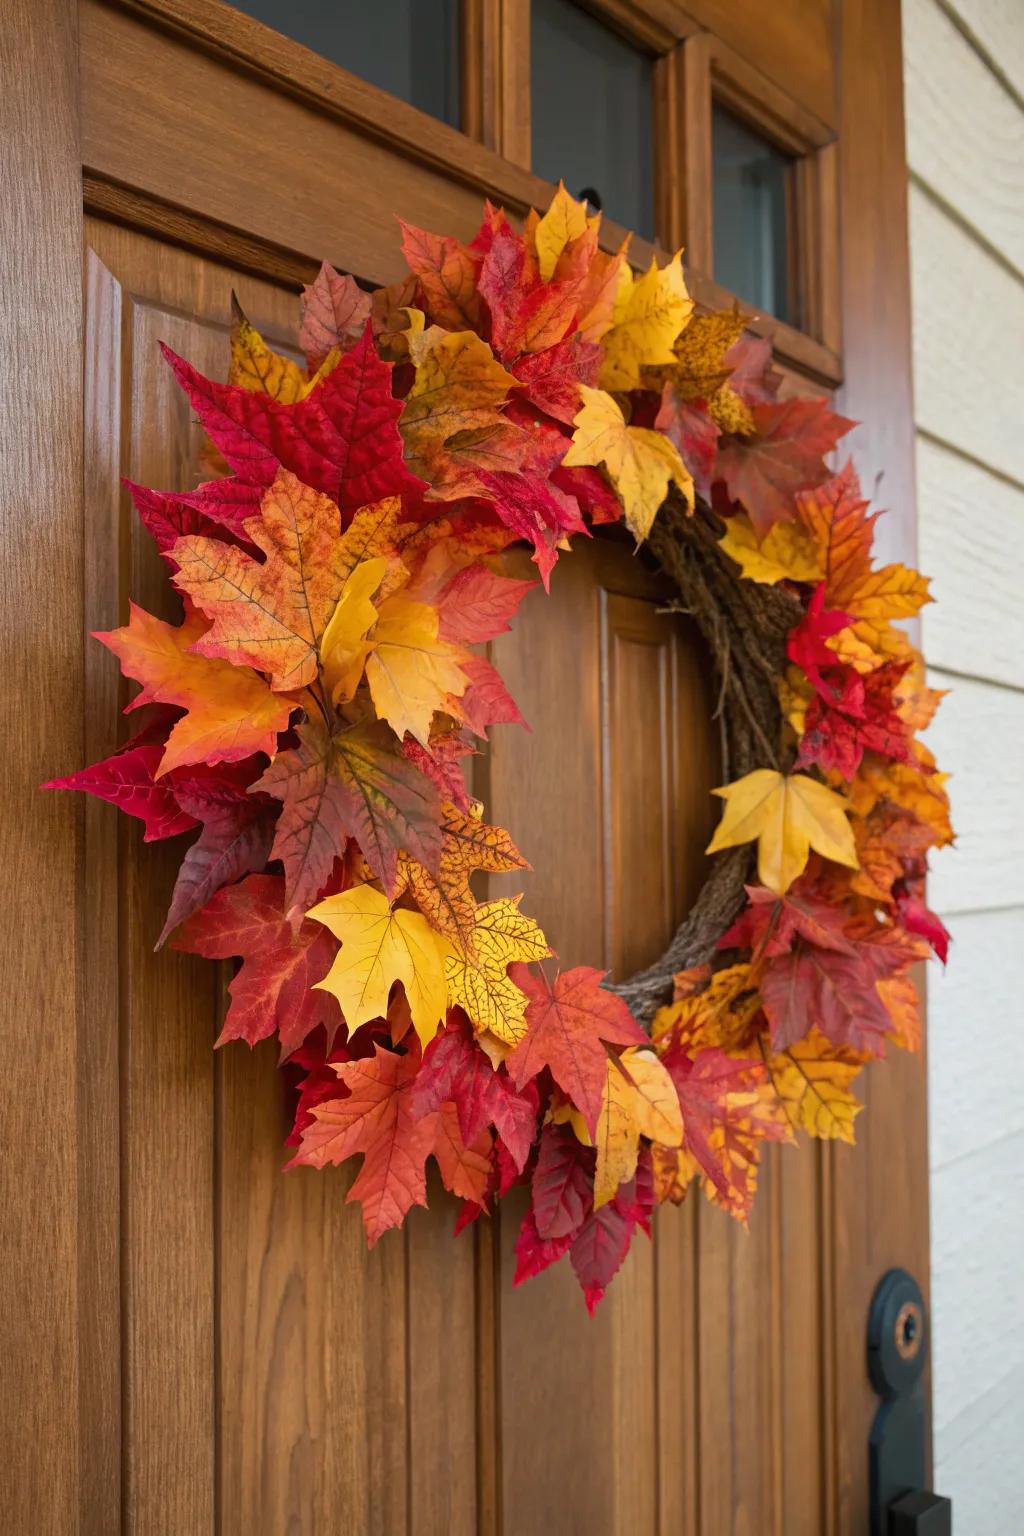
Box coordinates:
[5,2,927,1532]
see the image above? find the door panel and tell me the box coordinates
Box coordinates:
[487,540,714,1536]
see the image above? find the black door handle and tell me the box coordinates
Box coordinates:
[867,1270,952,1534]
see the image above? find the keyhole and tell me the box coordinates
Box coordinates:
[894,1299,923,1361]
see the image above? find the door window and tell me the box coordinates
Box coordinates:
[228,0,462,126]
[711,102,794,322]
[531,0,655,239]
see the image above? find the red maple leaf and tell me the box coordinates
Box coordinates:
[290,1044,437,1241]
[893,880,950,964]
[531,1122,595,1240]
[511,335,600,426]
[126,477,261,565]
[411,1017,539,1171]
[475,467,585,589]
[787,584,853,695]
[173,872,341,1057]
[797,661,915,779]
[506,965,647,1136]
[449,653,526,736]
[716,398,855,536]
[399,219,485,332]
[723,333,781,406]
[660,1044,787,1217]
[255,717,442,908]
[298,260,371,371]
[759,920,917,1054]
[160,328,425,511]
[435,562,536,646]
[284,1033,354,1146]
[569,1157,654,1314]
[400,732,475,812]
[157,759,274,945]
[655,384,720,501]
[551,462,623,525]
[514,1151,654,1313]
[719,879,858,958]
[45,735,199,843]
[431,1101,493,1207]
[290,1043,491,1244]
[478,224,585,360]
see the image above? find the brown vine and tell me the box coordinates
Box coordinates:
[611,496,802,1024]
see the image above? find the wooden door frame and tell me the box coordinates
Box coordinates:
[1,2,928,1530]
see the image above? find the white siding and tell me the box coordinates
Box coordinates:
[915,438,1024,689]
[904,3,1024,1527]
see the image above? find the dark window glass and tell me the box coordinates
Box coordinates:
[531,0,654,240]
[712,104,792,322]
[228,0,461,127]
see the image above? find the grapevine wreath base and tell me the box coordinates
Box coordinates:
[50,187,953,1311]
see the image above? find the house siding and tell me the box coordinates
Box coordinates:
[902,0,1024,1528]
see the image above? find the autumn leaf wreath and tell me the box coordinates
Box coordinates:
[49,187,952,1311]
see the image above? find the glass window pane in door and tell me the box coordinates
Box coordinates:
[711,104,792,322]
[531,0,655,240]
[227,0,461,127]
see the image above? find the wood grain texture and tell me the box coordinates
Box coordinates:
[1,3,84,1532]
[916,436,1024,689]
[708,33,834,152]
[831,7,933,1529]
[115,252,220,1536]
[78,250,126,1535]
[680,0,836,126]
[463,0,532,165]
[904,0,1024,276]
[909,184,1024,490]
[673,34,713,271]
[488,541,681,1536]
[483,535,837,1534]
[586,0,696,51]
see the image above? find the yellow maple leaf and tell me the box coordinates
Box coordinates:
[365,589,470,746]
[719,513,824,586]
[651,962,760,1053]
[894,656,947,733]
[591,1047,683,1206]
[650,308,745,398]
[443,896,551,1044]
[229,297,332,402]
[534,182,596,283]
[849,753,954,849]
[320,556,388,705]
[308,883,448,1047]
[779,665,813,740]
[399,323,519,490]
[563,386,694,541]
[334,497,408,583]
[707,768,859,894]
[600,253,693,391]
[763,1030,866,1142]
[877,972,922,1052]
[393,801,528,948]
